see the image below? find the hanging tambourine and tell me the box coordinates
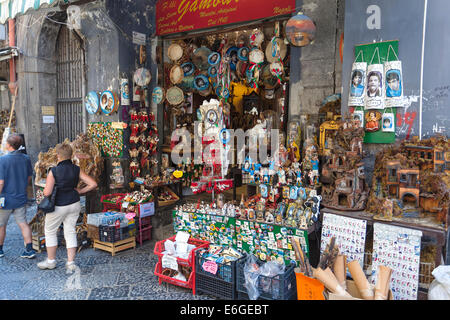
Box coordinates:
[265,38,287,63]
[181,62,195,77]
[192,46,212,71]
[384,45,404,108]
[179,75,195,92]
[249,29,264,48]
[285,13,316,47]
[208,65,218,78]
[152,87,165,105]
[166,86,184,106]
[270,62,284,84]
[365,48,385,110]
[112,91,120,113]
[237,47,249,61]
[215,85,230,99]
[133,68,151,87]
[100,91,116,115]
[208,52,221,66]
[381,108,395,132]
[120,79,130,106]
[348,51,367,107]
[85,91,100,115]
[249,48,265,65]
[167,43,184,62]
[193,75,209,91]
[170,65,184,85]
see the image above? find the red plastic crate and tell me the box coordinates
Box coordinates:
[154,261,195,293]
[136,225,152,245]
[100,193,127,211]
[153,236,209,267]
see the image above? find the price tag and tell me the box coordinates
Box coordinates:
[202,260,218,275]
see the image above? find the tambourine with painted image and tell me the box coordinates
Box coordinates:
[85,91,100,115]
[100,90,119,115]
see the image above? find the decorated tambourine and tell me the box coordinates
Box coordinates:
[192,46,212,70]
[167,43,184,62]
[181,62,195,77]
[220,128,231,144]
[198,85,212,97]
[193,75,209,91]
[270,62,284,84]
[226,46,239,71]
[100,91,118,115]
[152,87,165,104]
[208,52,221,66]
[236,61,249,80]
[215,85,230,99]
[133,68,151,87]
[179,75,195,92]
[208,65,219,78]
[250,29,264,48]
[85,91,100,115]
[237,47,250,62]
[261,64,278,89]
[169,65,184,85]
[285,13,316,47]
[249,48,265,64]
[166,86,185,106]
[265,38,287,63]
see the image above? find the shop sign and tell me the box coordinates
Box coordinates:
[132,31,147,45]
[156,0,296,36]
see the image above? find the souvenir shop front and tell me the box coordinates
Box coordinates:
[151,0,449,301]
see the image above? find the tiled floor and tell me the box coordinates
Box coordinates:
[0,204,215,300]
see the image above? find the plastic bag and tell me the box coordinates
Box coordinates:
[259,261,286,299]
[428,265,450,300]
[243,255,262,300]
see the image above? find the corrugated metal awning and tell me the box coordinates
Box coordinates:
[0,0,69,24]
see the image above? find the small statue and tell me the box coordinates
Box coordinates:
[265,210,275,224]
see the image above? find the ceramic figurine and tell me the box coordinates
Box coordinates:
[277,167,286,186]
[265,210,275,224]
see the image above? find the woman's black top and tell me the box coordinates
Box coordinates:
[51,160,80,206]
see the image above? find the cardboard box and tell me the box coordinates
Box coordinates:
[327,280,393,300]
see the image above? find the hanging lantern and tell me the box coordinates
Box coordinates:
[285,13,316,47]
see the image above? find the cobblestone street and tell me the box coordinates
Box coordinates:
[0,204,214,300]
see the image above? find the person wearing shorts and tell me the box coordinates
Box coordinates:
[0,134,35,258]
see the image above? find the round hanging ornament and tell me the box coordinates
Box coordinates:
[285,13,316,47]
[133,68,151,87]
[85,91,100,115]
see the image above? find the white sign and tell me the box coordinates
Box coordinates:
[139,202,155,217]
[42,116,55,124]
[161,254,179,271]
[132,31,146,45]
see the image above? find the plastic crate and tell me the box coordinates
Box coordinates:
[154,260,194,291]
[194,249,244,300]
[99,223,136,243]
[236,254,297,300]
[87,212,126,227]
[100,193,127,211]
[153,235,210,267]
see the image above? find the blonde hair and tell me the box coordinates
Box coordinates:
[55,143,73,160]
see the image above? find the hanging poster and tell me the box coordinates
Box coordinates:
[348,62,367,107]
[320,213,367,268]
[365,63,385,110]
[371,223,422,301]
[384,60,404,108]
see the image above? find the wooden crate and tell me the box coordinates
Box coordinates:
[157,186,180,207]
[93,237,136,256]
[32,234,46,253]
